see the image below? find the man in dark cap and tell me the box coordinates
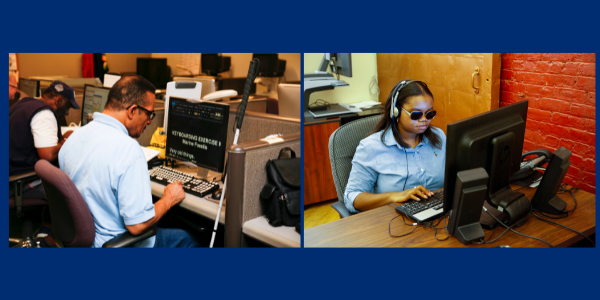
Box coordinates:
[9,80,80,199]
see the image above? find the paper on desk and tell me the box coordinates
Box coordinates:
[338,103,364,113]
[141,146,161,162]
[261,134,284,144]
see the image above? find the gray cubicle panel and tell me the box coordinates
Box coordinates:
[224,133,301,247]
[225,110,300,148]
[222,98,267,114]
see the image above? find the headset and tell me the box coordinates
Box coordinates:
[387,79,422,191]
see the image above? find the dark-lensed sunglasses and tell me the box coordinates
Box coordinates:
[129,104,156,120]
[401,107,437,120]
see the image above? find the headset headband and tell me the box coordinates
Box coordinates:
[389,79,418,119]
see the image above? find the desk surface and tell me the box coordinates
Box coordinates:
[305,186,595,248]
[243,216,301,248]
[149,166,225,224]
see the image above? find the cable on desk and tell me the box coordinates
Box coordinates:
[388,214,419,237]
[483,206,554,247]
[388,210,450,241]
[531,211,595,247]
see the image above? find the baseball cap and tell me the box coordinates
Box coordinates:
[45,81,80,109]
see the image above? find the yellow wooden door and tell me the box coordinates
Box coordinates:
[376,53,501,133]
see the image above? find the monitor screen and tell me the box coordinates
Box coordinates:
[253,53,279,77]
[18,78,39,97]
[166,97,230,173]
[81,84,111,126]
[443,100,528,212]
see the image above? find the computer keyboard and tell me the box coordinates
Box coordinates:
[396,189,445,222]
[149,166,219,198]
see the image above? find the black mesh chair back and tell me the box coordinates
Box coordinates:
[328,115,380,218]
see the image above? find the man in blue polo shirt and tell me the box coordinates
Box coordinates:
[59,75,199,248]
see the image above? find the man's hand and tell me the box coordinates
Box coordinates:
[163,181,186,208]
[62,130,74,139]
[390,185,434,203]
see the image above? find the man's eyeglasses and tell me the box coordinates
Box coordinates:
[401,107,437,120]
[129,104,156,120]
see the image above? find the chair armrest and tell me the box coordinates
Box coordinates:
[331,201,352,219]
[9,171,38,183]
[102,227,157,248]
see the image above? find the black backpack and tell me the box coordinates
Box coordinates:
[259,147,300,227]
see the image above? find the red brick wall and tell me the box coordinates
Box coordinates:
[499,53,596,194]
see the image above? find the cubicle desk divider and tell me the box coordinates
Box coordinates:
[226,133,301,248]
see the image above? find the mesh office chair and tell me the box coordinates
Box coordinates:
[9,171,47,247]
[328,115,381,218]
[35,160,156,248]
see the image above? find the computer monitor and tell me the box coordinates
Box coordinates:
[318,53,353,78]
[277,84,301,119]
[18,78,40,97]
[81,84,111,126]
[137,58,169,89]
[530,147,572,215]
[252,53,286,77]
[444,100,529,224]
[165,97,230,177]
[201,53,231,76]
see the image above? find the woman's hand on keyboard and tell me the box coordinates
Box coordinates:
[391,185,434,203]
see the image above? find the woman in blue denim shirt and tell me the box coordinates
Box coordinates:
[344,80,446,213]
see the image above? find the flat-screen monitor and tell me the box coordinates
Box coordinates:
[137,58,169,89]
[443,100,528,213]
[19,78,40,97]
[318,53,352,78]
[201,53,231,76]
[166,97,230,173]
[81,84,111,126]
[277,84,301,119]
[252,53,286,77]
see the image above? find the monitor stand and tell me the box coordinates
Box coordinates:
[196,167,222,182]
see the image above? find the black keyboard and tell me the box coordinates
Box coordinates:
[149,166,219,198]
[396,189,445,221]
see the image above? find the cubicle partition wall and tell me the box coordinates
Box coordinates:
[225,110,300,146]
[222,98,268,115]
[225,133,301,247]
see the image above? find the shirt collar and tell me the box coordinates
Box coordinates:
[382,126,430,150]
[92,112,128,136]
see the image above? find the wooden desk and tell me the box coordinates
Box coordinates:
[305,186,595,247]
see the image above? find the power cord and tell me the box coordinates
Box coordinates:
[483,206,554,247]
[388,210,450,241]
[531,212,594,246]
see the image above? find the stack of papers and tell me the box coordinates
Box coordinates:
[141,146,161,162]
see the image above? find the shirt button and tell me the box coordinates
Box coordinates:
[421,169,424,172]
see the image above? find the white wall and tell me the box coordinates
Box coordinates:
[303,53,379,105]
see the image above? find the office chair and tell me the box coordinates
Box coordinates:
[35,160,156,248]
[9,171,47,247]
[328,115,381,218]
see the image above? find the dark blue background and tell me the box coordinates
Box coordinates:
[5,1,598,299]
